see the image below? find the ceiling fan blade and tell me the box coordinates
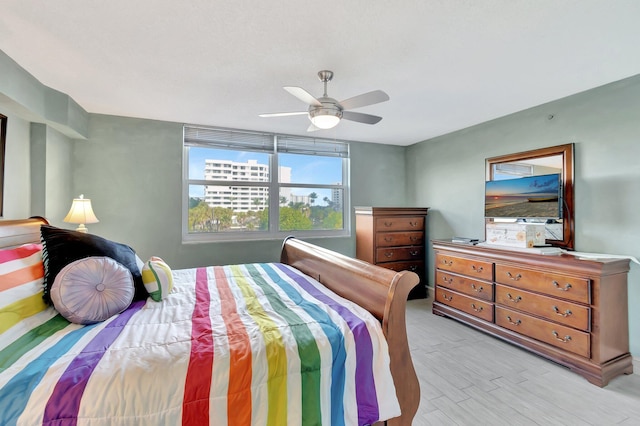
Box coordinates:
[342,111,382,125]
[259,111,308,118]
[339,90,389,110]
[284,86,322,107]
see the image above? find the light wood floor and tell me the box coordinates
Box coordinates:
[406,296,640,425]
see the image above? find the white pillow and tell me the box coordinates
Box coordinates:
[50,256,135,324]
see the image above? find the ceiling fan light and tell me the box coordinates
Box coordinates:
[310,114,341,129]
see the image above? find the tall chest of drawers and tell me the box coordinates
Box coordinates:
[355,207,429,299]
[432,240,633,386]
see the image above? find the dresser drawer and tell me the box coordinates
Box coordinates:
[436,270,493,302]
[377,246,424,263]
[435,253,493,281]
[383,260,424,275]
[495,264,590,304]
[496,306,590,358]
[375,216,424,232]
[376,231,424,247]
[495,284,590,331]
[436,288,494,322]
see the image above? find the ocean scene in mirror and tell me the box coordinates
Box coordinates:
[485,173,561,219]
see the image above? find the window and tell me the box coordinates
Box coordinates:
[183,126,350,242]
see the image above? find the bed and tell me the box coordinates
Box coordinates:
[0,217,420,425]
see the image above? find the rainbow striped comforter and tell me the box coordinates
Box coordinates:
[0,263,400,425]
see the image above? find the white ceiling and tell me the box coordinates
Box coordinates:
[2,1,640,146]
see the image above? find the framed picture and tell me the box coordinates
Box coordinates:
[0,113,6,217]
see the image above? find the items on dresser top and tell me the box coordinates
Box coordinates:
[355,207,429,299]
[432,239,632,387]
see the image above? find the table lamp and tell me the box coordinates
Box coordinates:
[63,194,99,233]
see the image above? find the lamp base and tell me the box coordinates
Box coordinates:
[75,224,89,233]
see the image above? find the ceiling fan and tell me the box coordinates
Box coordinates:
[259,70,389,131]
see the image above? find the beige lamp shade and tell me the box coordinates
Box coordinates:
[63,194,99,233]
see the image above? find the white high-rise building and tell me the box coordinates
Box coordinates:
[204,159,291,212]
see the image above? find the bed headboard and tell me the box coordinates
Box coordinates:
[0,217,48,249]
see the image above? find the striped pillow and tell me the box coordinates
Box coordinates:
[141,257,173,302]
[0,244,47,335]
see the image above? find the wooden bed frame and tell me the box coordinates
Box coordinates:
[281,237,420,425]
[1,218,420,425]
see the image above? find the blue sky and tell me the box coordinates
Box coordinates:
[486,173,560,197]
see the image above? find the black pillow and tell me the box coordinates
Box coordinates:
[40,225,147,304]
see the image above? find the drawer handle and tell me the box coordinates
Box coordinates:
[409,236,419,242]
[471,283,483,293]
[384,221,393,227]
[410,250,419,256]
[409,265,418,272]
[442,293,453,302]
[552,306,573,317]
[506,293,522,303]
[442,276,454,284]
[506,272,522,281]
[506,315,522,326]
[471,303,483,313]
[552,331,572,343]
[384,251,394,258]
[442,259,453,266]
[384,236,393,242]
[471,265,484,273]
[552,281,573,292]
[409,221,418,227]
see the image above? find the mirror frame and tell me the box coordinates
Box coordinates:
[486,143,574,250]
[0,114,6,217]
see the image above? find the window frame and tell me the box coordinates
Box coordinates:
[182,126,350,243]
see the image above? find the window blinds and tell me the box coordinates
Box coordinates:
[184,126,274,153]
[184,125,349,157]
[276,135,349,158]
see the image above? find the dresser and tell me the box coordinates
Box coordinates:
[355,207,429,299]
[432,240,632,386]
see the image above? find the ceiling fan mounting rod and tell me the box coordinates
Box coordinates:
[317,70,333,97]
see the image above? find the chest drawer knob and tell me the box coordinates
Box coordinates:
[442,293,453,302]
[552,306,573,317]
[471,303,483,313]
[552,331,572,343]
[409,235,419,242]
[384,251,394,258]
[553,281,573,291]
[507,293,522,303]
[410,250,419,256]
[471,283,483,293]
[442,259,453,266]
[506,272,522,281]
[471,265,484,273]
[442,276,454,284]
[384,236,394,242]
[383,221,393,227]
[506,316,522,326]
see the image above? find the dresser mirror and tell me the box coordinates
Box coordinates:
[486,143,574,249]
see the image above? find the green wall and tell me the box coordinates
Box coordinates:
[68,114,408,269]
[406,74,640,356]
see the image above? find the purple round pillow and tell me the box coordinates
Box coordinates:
[50,256,135,324]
